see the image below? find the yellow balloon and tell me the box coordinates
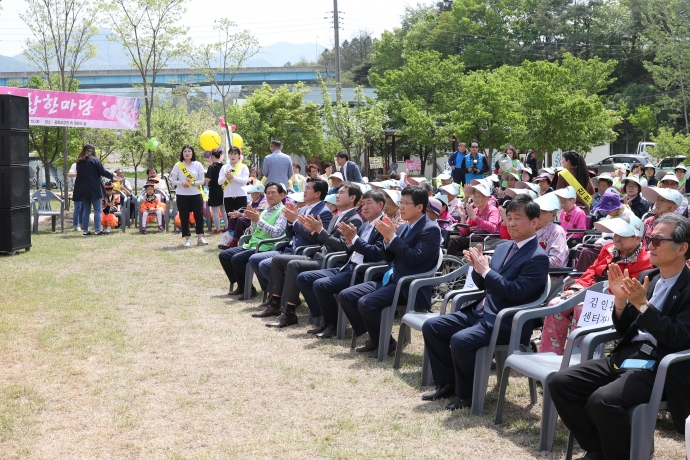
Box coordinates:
[200,130,221,151]
[231,133,243,150]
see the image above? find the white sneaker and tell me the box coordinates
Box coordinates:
[105,226,111,233]
[197,237,208,246]
[184,240,191,248]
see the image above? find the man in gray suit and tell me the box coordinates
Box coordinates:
[262,140,292,186]
[336,151,364,183]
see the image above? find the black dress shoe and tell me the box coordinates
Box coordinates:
[251,304,281,318]
[421,383,455,401]
[355,339,377,353]
[228,288,242,296]
[265,313,298,328]
[368,339,397,358]
[576,453,605,460]
[308,322,330,335]
[316,323,337,339]
[445,396,472,411]
[234,286,257,298]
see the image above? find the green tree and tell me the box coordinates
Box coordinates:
[629,104,658,141]
[79,128,119,164]
[242,83,324,164]
[104,0,189,168]
[649,127,690,159]
[187,18,260,147]
[371,50,464,175]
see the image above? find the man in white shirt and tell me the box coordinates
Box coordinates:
[550,213,690,460]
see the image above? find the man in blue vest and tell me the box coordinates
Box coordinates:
[460,140,489,185]
[448,142,467,186]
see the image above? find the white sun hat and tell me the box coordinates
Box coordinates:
[554,186,577,199]
[534,192,561,211]
[383,189,401,205]
[505,188,537,199]
[641,186,683,207]
[243,183,265,194]
[329,172,344,181]
[440,184,460,196]
[594,215,643,237]
[468,183,491,197]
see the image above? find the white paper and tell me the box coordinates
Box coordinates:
[464,266,477,290]
[577,289,615,328]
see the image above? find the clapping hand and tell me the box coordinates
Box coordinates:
[282,202,299,223]
[225,170,234,181]
[298,214,324,233]
[466,204,477,221]
[337,221,358,244]
[462,244,490,275]
[622,274,650,310]
[244,205,260,223]
[498,206,507,223]
[606,263,628,300]
[373,216,396,243]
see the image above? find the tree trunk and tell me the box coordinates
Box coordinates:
[43,161,51,190]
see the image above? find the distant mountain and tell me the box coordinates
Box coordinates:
[1,30,326,71]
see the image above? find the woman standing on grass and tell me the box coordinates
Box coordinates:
[205,148,226,234]
[171,145,208,248]
[73,144,114,236]
[218,146,249,224]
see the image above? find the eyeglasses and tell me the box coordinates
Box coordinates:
[644,236,675,248]
[399,201,415,207]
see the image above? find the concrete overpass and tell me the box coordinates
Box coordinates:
[0,66,333,89]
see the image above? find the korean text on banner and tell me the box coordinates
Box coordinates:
[405,159,421,172]
[369,157,383,169]
[0,86,142,130]
[577,289,615,327]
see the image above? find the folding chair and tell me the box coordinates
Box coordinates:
[31,189,64,233]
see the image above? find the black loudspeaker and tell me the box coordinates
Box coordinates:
[0,95,30,131]
[0,165,30,208]
[0,130,30,165]
[0,206,31,253]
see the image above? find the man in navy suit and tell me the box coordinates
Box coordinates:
[248,178,332,310]
[335,151,364,183]
[296,189,388,338]
[422,194,549,410]
[339,186,442,357]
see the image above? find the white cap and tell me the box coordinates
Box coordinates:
[427,197,443,216]
[434,192,449,205]
[594,173,614,183]
[487,174,500,183]
[324,194,337,205]
[436,172,451,180]
[506,188,537,199]
[522,166,533,175]
[516,181,541,194]
[288,192,304,203]
[621,176,642,187]
[243,183,265,194]
[407,176,428,185]
[468,183,491,197]
[644,163,656,170]
[329,172,344,181]
[501,171,520,181]
[554,186,577,199]
[641,186,683,207]
[659,173,679,184]
[383,189,401,205]
[368,181,390,189]
[539,167,555,176]
[354,183,372,194]
[440,184,460,196]
[675,164,687,172]
[534,192,561,211]
[594,215,643,237]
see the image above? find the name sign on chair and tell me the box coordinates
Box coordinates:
[577,290,615,327]
[464,266,477,290]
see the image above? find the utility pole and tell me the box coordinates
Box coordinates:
[333,0,341,100]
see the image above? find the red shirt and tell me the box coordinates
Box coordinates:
[572,242,652,290]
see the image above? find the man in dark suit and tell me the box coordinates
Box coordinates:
[339,186,442,357]
[335,151,364,183]
[296,189,387,338]
[549,213,690,460]
[259,182,363,327]
[248,178,332,304]
[422,194,549,410]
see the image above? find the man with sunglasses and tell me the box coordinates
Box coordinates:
[550,213,690,460]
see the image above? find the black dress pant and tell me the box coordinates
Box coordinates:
[267,255,320,307]
[177,194,205,237]
[549,345,657,460]
[224,195,248,213]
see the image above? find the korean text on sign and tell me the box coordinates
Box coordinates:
[577,289,615,328]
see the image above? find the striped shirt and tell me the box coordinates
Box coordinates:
[250,203,288,238]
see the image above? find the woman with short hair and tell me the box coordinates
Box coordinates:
[171,144,208,247]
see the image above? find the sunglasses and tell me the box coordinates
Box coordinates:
[644,236,675,248]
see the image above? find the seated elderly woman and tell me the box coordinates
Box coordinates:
[538,215,651,355]
[640,186,682,249]
[658,173,689,216]
[620,176,649,218]
[534,193,568,269]
[555,186,588,245]
[382,188,404,228]
[218,183,268,249]
[591,189,636,247]
[448,183,501,256]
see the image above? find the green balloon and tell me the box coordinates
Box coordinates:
[145,137,159,152]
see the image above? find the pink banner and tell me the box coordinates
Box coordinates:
[0,86,141,130]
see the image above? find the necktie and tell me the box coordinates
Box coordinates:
[382,225,412,285]
[476,242,519,311]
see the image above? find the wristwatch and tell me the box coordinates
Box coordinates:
[639,302,649,314]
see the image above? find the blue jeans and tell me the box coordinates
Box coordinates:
[81,199,102,232]
[73,200,83,228]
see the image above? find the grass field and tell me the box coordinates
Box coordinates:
[0,226,685,459]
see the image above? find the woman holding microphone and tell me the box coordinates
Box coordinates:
[218,146,250,221]
[171,145,208,247]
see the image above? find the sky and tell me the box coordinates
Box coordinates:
[0,0,433,58]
